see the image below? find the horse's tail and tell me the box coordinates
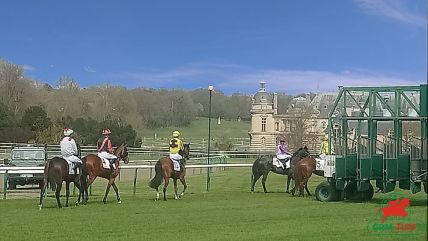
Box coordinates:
[46,160,56,191]
[149,160,163,189]
[42,160,50,189]
[80,157,88,190]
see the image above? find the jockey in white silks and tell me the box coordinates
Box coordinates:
[60,128,82,173]
[97,128,117,169]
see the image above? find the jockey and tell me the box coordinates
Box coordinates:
[97,128,117,169]
[320,134,329,159]
[277,139,292,161]
[60,128,82,174]
[169,130,184,170]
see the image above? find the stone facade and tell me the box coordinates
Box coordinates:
[249,82,337,153]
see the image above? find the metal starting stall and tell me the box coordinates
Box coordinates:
[315,84,427,202]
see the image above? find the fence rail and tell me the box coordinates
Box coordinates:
[1,163,252,199]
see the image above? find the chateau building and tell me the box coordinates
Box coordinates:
[248,82,337,152]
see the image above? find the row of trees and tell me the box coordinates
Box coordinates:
[0,58,298,146]
[0,102,137,146]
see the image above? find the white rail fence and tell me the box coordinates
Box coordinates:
[0,163,253,199]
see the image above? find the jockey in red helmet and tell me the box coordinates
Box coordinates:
[97,128,117,169]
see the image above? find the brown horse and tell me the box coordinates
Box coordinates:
[39,157,84,209]
[149,143,190,201]
[291,157,324,197]
[81,144,129,204]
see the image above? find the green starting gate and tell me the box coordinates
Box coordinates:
[315,84,428,202]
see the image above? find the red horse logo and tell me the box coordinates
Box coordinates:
[378,198,410,223]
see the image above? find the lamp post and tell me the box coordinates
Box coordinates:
[207,85,214,191]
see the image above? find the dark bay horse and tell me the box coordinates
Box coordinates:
[251,146,310,193]
[81,144,129,204]
[291,157,324,197]
[39,157,84,209]
[149,144,190,201]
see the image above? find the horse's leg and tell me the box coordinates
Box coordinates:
[173,179,179,200]
[261,171,269,193]
[155,186,160,201]
[39,178,48,210]
[179,176,187,198]
[305,183,312,196]
[111,182,121,204]
[65,181,70,207]
[163,177,170,201]
[102,178,114,204]
[55,182,63,208]
[251,171,262,192]
[285,175,291,193]
[84,175,97,203]
[74,178,83,206]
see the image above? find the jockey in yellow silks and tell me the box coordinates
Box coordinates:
[169,130,184,171]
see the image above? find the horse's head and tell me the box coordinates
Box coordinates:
[180,143,190,160]
[114,144,129,164]
[290,146,310,164]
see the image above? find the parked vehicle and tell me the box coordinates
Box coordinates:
[3,145,47,189]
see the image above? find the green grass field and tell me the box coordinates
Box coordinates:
[0,168,426,241]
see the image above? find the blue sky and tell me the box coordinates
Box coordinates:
[0,0,426,94]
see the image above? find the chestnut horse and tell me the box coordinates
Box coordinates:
[81,144,129,204]
[149,143,190,200]
[38,157,85,209]
[291,157,324,197]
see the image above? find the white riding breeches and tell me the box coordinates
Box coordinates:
[169,153,183,161]
[98,152,117,160]
[63,155,82,163]
[277,154,291,160]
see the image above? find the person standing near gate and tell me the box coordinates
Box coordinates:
[97,128,117,169]
[320,134,329,159]
[169,130,184,171]
[60,128,82,174]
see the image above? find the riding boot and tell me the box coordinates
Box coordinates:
[179,160,185,171]
[109,159,116,169]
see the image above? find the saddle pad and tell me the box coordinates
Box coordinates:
[272,158,284,168]
[172,160,180,171]
[100,158,115,169]
[64,159,79,175]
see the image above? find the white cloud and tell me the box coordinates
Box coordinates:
[22,64,36,72]
[105,62,421,94]
[84,66,97,73]
[226,69,419,93]
[354,0,426,28]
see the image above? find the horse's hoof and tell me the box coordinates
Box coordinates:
[103,200,107,204]
[285,191,290,194]
[38,205,42,210]
[117,200,122,204]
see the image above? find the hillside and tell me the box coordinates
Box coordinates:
[139,117,250,140]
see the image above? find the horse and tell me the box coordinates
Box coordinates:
[250,146,310,194]
[149,143,190,201]
[81,144,129,204]
[291,156,324,197]
[38,157,85,209]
